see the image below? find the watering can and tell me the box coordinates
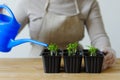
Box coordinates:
[0,4,48,52]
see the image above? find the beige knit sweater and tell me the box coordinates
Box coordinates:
[12,0,111,57]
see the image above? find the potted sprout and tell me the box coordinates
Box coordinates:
[83,46,104,73]
[63,42,82,73]
[41,43,62,73]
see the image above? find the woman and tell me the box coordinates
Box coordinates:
[0,0,116,70]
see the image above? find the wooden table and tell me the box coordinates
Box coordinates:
[0,58,119,80]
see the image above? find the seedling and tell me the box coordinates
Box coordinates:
[87,46,98,56]
[66,42,79,56]
[48,43,58,56]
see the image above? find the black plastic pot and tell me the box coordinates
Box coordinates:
[83,50,104,73]
[63,50,82,73]
[41,49,62,73]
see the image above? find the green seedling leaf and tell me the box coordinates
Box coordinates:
[66,42,79,56]
[87,46,98,56]
[48,43,58,56]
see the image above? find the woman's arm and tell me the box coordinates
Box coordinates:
[12,0,29,32]
[85,0,111,49]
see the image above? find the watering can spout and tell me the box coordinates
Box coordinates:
[8,39,48,48]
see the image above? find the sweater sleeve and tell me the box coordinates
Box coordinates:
[85,0,111,50]
[12,0,29,32]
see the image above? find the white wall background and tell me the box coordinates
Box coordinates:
[0,0,120,58]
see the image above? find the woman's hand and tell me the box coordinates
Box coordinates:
[0,8,3,13]
[102,47,116,70]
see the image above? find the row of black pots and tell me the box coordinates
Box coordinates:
[41,49,104,73]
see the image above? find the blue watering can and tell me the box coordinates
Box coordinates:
[0,4,48,52]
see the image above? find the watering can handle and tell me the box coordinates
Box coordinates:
[0,4,15,19]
